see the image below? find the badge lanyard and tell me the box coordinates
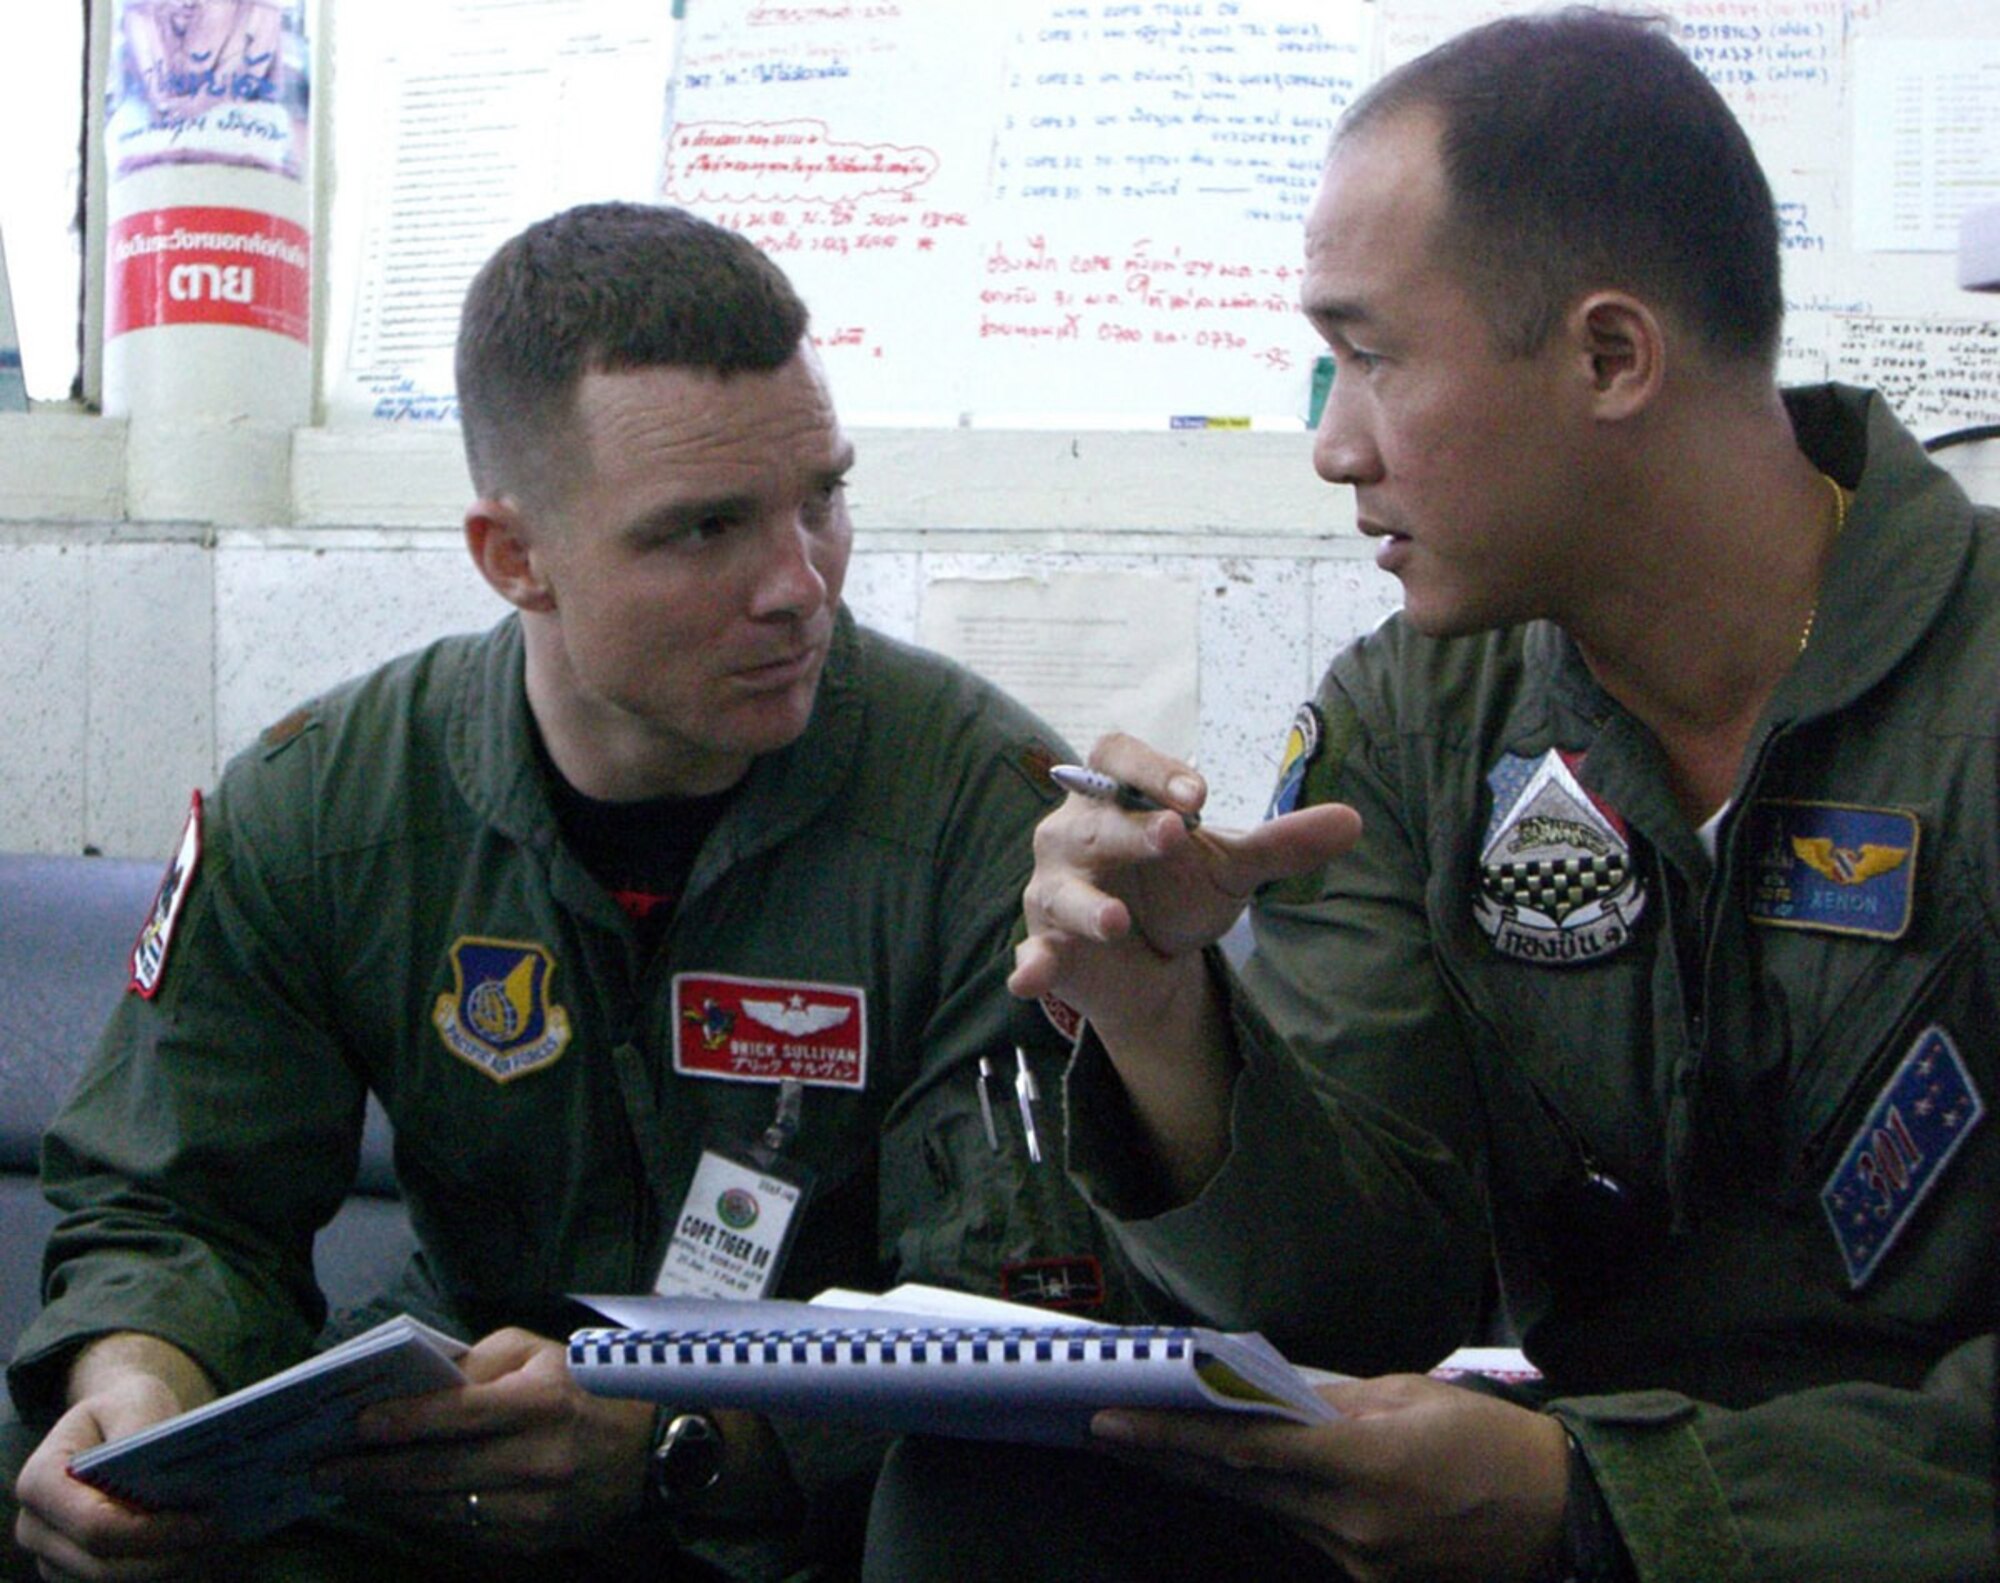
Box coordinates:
[653,1078,815,1300]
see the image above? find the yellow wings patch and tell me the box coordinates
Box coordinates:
[1791,836,1912,886]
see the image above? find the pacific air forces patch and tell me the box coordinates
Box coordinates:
[433,937,573,1082]
[1474,749,1644,966]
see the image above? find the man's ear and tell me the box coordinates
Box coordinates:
[465,498,557,613]
[1568,291,1665,420]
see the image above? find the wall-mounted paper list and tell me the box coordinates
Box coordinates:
[919,572,1200,762]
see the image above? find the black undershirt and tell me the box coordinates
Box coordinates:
[539,742,738,953]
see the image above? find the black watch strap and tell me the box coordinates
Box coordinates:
[1539,1426,1638,1583]
[645,1407,725,1512]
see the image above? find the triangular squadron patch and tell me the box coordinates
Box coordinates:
[1474,749,1645,966]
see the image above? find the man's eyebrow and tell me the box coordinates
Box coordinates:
[1303,295,1371,331]
[622,492,757,540]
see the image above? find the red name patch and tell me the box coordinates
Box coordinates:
[673,973,867,1089]
[108,205,311,344]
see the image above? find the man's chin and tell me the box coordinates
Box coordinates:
[713,684,822,758]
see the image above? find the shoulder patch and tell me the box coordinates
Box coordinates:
[259,705,319,758]
[1265,703,1324,820]
[1016,739,1063,804]
[131,792,203,999]
[1264,695,1363,907]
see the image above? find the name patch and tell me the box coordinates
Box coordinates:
[1744,801,1917,939]
[674,973,867,1089]
[1473,749,1644,966]
[1821,1026,1982,1289]
[432,937,572,1082]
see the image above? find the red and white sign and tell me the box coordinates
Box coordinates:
[108,205,310,344]
[673,972,867,1090]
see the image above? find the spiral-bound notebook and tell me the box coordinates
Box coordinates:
[567,1285,1339,1445]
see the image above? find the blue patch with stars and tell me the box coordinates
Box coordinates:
[1820,1026,1983,1289]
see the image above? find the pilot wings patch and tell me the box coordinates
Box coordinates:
[1746,801,1918,940]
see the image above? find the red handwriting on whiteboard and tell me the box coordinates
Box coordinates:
[972,232,1305,372]
[667,119,939,205]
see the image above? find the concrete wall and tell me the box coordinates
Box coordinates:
[0,413,1400,861]
[6,410,1996,864]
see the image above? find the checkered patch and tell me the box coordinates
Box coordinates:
[1473,749,1644,966]
[1483,853,1629,922]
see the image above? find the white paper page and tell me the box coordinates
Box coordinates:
[918,572,1201,762]
[324,0,675,423]
[1853,37,2000,254]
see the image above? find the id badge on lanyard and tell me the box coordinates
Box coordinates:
[654,1078,815,1300]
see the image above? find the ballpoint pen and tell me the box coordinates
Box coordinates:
[977,1056,1001,1153]
[1048,763,1201,830]
[1013,1046,1042,1165]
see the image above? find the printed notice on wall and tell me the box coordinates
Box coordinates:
[324,0,674,425]
[108,0,311,180]
[1830,316,2000,436]
[1852,38,2000,253]
[918,573,1200,761]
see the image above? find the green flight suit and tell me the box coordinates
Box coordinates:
[1071,385,1998,1581]
[11,607,1111,1579]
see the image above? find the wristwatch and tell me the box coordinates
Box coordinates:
[645,1408,725,1510]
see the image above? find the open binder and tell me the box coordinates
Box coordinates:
[567,1285,1338,1446]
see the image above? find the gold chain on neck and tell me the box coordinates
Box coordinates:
[1797,473,1848,656]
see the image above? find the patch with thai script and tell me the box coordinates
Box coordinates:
[1265,703,1324,820]
[131,792,203,999]
[1473,749,1644,966]
[1744,801,1917,940]
[1820,1026,1982,1289]
[673,973,867,1090]
[107,206,311,344]
[1002,1255,1107,1313]
[432,938,572,1082]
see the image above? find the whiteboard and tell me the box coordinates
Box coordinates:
[325,0,2000,437]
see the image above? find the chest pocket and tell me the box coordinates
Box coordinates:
[1788,909,1996,1303]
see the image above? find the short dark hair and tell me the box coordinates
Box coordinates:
[455,202,811,504]
[1339,8,1782,366]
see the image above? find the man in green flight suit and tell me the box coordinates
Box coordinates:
[866,11,1997,1581]
[6,202,1114,1581]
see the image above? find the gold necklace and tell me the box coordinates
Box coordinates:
[1797,473,1848,656]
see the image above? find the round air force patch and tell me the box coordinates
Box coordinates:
[1474,749,1644,966]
